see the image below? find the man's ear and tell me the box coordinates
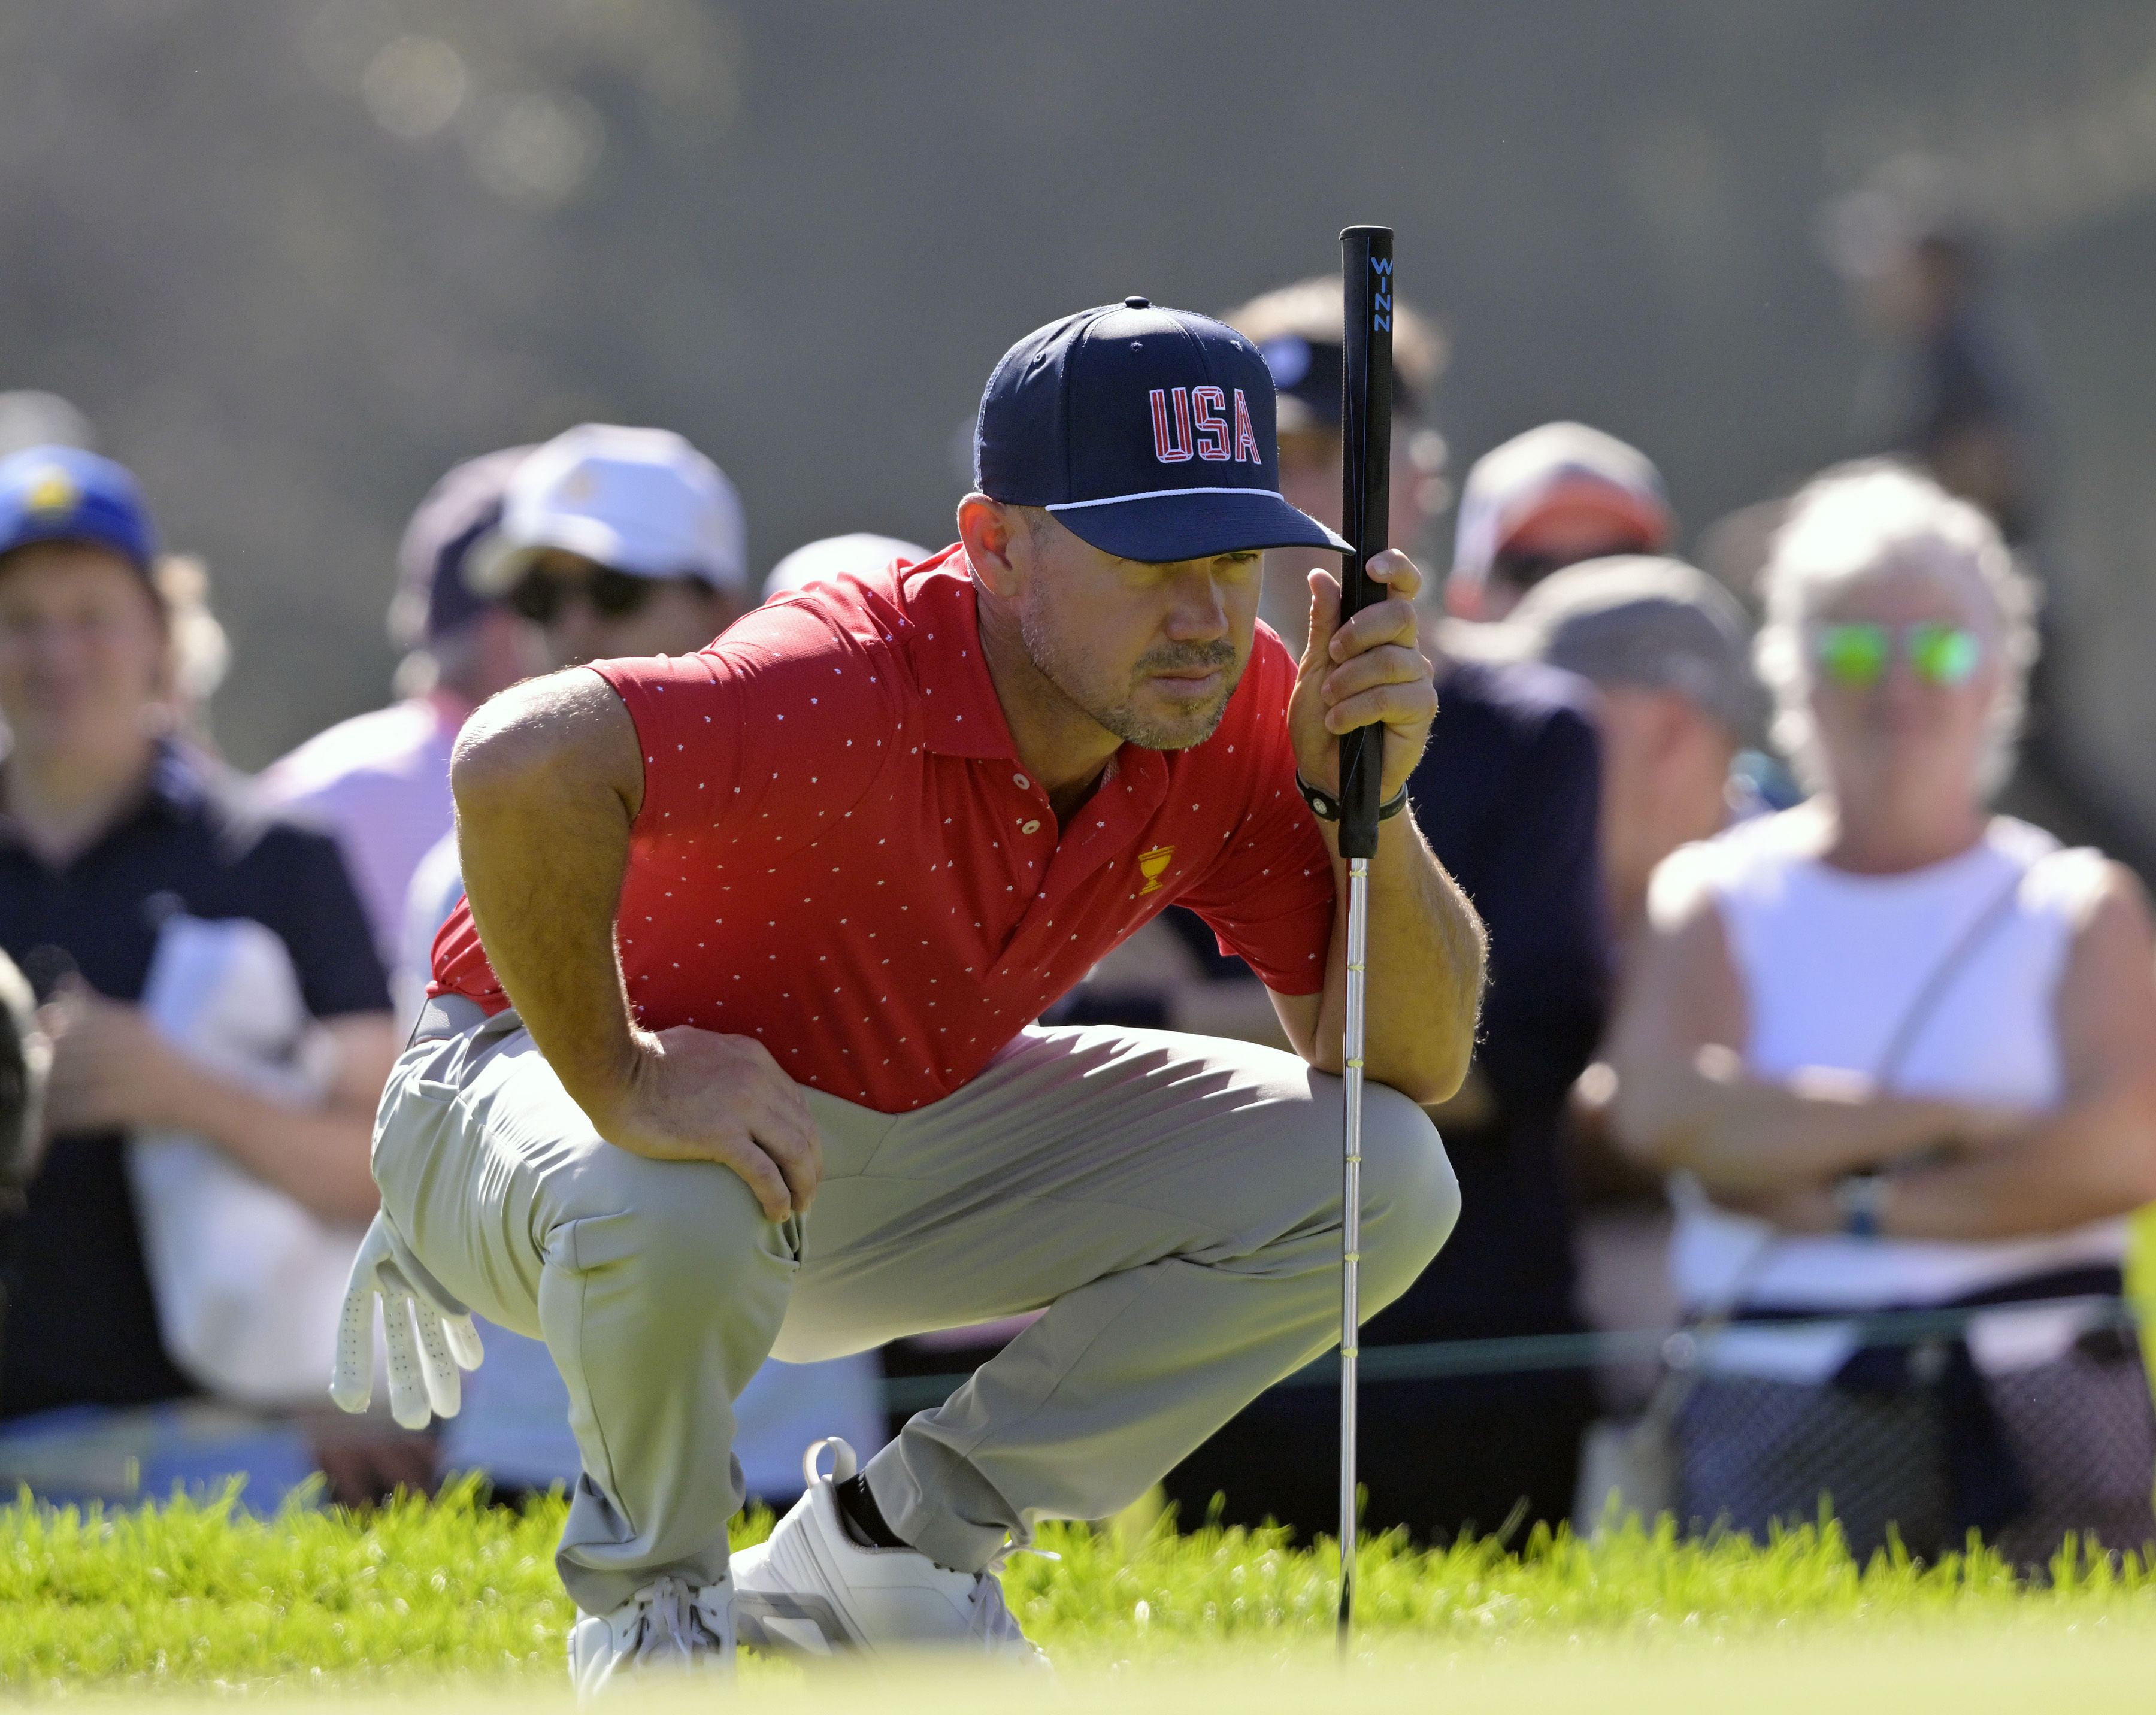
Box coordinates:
[958,495,1026,599]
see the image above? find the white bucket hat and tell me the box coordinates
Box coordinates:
[468,423,748,599]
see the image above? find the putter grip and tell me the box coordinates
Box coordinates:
[1337,225,1394,862]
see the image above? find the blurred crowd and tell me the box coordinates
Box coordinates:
[0,188,2151,1562]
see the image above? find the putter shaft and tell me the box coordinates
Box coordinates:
[1334,219,1393,1662]
[1338,856,1369,1652]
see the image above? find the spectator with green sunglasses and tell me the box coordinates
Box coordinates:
[1608,460,2156,1564]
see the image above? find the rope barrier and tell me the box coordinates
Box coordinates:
[880,1295,2142,1415]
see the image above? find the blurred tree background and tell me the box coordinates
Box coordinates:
[1,0,2152,846]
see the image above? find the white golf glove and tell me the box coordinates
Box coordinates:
[329,1209,484,1429]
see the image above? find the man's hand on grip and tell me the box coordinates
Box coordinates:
[1288,546,1437,802]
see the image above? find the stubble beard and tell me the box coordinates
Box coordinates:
[1018,606,1242,752]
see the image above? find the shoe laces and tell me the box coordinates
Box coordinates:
[634,1575,722,1665]
[971,1543,1056,1656]
[964,1564,1034,1651]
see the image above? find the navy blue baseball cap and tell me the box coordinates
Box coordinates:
[0,444,156,573]
[975,298,1352,563]
[390,444,536,648]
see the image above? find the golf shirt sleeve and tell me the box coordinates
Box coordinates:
[590,596,904,838]
[1171,634,1336,996]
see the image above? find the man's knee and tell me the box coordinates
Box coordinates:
[547,1140,797,1304]
[377,1028,795,1317]
[1356,1087,1461,1308]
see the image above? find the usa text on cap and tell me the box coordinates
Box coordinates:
[974,299,1352,564]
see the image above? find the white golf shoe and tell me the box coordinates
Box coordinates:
[567,1572,734,1699]
[731,1438,1049,1668]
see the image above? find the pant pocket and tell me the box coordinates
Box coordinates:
[539,1198,801,1525]
[546,1207,803,1281]
[371,1051,464,1210]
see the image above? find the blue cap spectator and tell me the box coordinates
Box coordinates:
[0,449,401,1507]
[0,446,156,575]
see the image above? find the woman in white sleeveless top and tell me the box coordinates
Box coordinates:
[1609,463,2156,1564]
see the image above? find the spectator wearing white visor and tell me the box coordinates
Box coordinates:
[465,423,753,670]
[398,425,752,1014]
[400,424,756,1001]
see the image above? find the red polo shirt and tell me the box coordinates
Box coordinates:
[431,548,1336,1113]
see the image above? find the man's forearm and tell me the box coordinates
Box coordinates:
[1882,1083,2156,1241]
[1612,1055,1984,1192]
[1313,810,1485,1104]
[452,671,647,1122]
[167,1069,382,1223]
[168,1013,396,1222]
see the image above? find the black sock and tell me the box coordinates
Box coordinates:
[835,1474,907,1549]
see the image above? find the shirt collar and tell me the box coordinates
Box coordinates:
[901,552,1019,761]
[0,736,205,856]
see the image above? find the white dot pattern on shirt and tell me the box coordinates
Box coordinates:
[523,588,1327,1112]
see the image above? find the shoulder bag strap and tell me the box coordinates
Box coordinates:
[1645,849,2034,1425]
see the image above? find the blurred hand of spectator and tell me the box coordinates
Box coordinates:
[39,980,189,1133]
[304,1409,441,1507]
[38,978,393,1223]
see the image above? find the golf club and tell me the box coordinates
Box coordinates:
[1336,222,1394,1655]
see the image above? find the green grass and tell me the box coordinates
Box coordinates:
[3,1480,2155,1699]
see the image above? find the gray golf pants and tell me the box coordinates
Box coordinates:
[373,998,1458,1613]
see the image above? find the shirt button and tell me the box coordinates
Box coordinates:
[1013,773,1030,789]
[1021,819,1041,834]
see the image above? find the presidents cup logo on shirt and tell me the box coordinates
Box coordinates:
[1135,846,1175,894]
[1149,388,1262,466]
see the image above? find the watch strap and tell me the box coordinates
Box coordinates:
[1297,771,1408,825]
[1833,1172,1889,1240]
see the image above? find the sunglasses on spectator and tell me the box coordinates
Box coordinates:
[508,566,677,625]
[1491,538,1654,590]
[1812,621,1982,688]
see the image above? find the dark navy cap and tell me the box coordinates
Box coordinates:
[975,298,1352,562]
[390,444,535,648]
[0,444,156,572]
[1256,334,1422,429]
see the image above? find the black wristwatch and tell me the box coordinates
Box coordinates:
[1833,1172,1890,1240]
[1296,771,1409,825]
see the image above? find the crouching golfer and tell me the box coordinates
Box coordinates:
[333,299,1485,1691]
